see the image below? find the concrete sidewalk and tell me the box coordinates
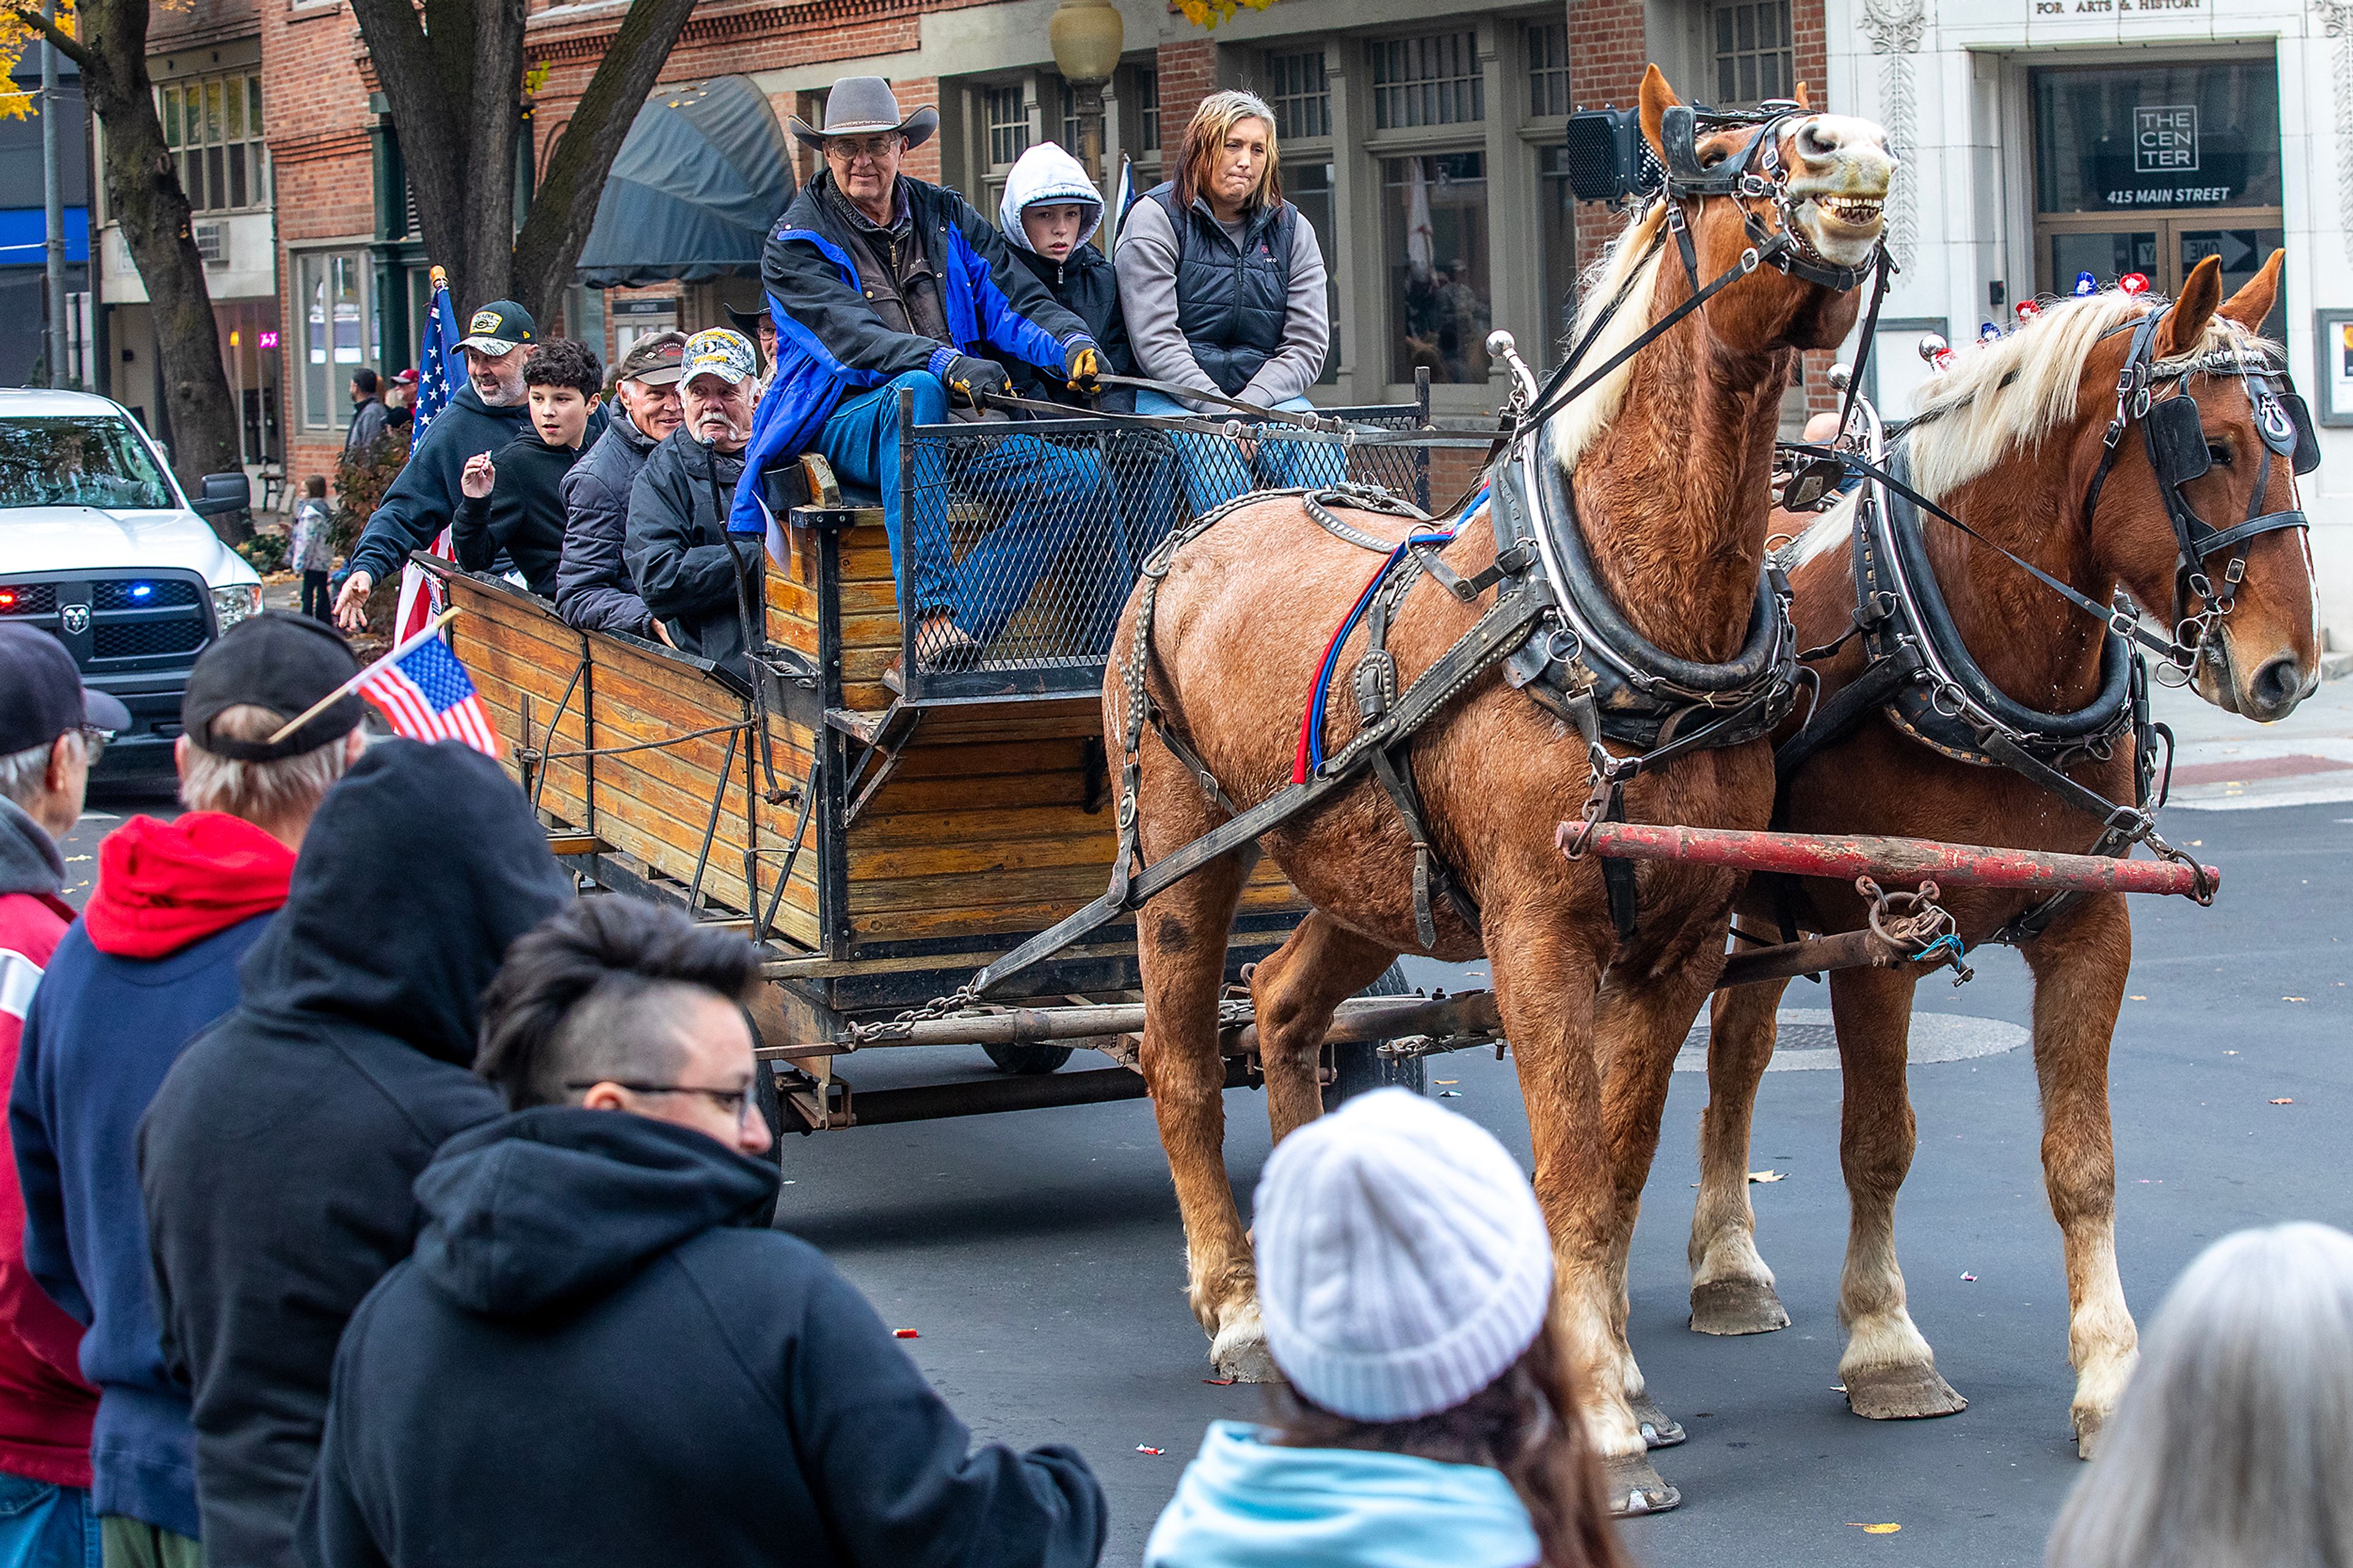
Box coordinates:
[2151,666,2353,810]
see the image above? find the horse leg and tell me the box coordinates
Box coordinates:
[1246,912,1400,1144]
[1689,978,1795,1335]
[2021,896,2137,1458]
[1495,915,1679,1515]
[1828,963,1967,1419]
[1593,960,1722,1453]
[1135,838,1272,1381]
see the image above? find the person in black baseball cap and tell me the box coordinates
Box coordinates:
[175,612,368,844]
[0,623,129,841]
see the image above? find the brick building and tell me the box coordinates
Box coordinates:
[254,0,1846,492]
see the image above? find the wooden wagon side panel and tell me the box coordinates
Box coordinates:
[843,730,1302,944]
[763,511,900,713]
[443,576,590,825]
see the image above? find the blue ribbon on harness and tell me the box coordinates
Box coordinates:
[1301,526,1463,775]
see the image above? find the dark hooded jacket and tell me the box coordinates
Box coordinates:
[137,742,572,1568]
[555,406,662,639]
[343,385,529,588]
[626,431,759,671]
[300,1108,1107,1568]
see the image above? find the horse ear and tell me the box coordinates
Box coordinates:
[2154,256,2222,359]
[1639,65,1681,165]
[1794,80,1811,110]
[2218,248,2285,333]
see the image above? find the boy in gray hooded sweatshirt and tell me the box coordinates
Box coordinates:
[998,143,1137,413]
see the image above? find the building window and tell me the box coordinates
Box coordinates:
[1385,152,1490,384]
[1527,22,1571,119]
[159,72,265,214]
[1264,50,1330,141]
[295,251,367,431]
[1135,66,1159,153]
[1708,2,1793,109]
[1538,145,1577,366]
[985,85,1030,169]
[1288,160,1341,385]
[1371,32,1483,131]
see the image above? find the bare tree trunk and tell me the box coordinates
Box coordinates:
[22,0,246,539]
[508,0,697,319]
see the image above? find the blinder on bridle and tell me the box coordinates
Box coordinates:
[2084,304,2316,673]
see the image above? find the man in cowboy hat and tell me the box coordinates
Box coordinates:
[727,77,1113,668]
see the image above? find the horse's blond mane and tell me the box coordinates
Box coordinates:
[1909,291,2272,502]
[1545,205,1667,470]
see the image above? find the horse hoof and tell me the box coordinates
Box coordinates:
[1629,1391,1687,1449]
[1843,1362,1968,1420]
[1690,1279,1791,1336]
[2074,1409,2106,1460]
[1602,1452,1683,1517]
[1209,1308,1281,1384]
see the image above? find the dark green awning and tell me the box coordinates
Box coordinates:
[574,75,796,288]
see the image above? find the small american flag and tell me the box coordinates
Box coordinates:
[358,629,499,756]
[395,268,467,644]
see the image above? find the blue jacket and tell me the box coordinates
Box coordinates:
[727,171,1095,536]
[14,912,273,1539]
[1143,1422,1540,1568]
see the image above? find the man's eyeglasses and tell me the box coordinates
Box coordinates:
[824,135,901,165]
[76,725,111,765]
[567,1079,759,1126]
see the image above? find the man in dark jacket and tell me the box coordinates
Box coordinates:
[333,301,538,633]
[15,615,365,1567]
[557,332,684,642]
[626,330,762,672]
[138,741,571,1568]
[450,338,604,598]
[300,898,1107,1568]
[343,370,389,455]
[727,78,1112,667]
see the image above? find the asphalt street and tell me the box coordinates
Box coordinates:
[66,676,2353,1567]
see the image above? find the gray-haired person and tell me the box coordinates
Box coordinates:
[2044,1221,2353,1568]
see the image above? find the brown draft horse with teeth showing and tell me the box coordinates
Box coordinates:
[1688,252,2318,1457]
[1107,66,1891,1513]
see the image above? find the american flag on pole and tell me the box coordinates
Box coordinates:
[357,626,499,756]
[393,268,466,643]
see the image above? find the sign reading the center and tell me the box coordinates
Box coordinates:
[2135,105,2198,173]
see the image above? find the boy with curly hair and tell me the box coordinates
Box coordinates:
[452,338,605,598]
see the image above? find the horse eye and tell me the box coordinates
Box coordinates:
[2207,442,2232,468]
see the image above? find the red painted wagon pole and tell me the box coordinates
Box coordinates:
[1558,822,2221,900]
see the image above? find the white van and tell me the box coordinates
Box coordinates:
[0,388,263,781]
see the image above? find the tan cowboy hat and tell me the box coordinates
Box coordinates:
[789,77,938,153]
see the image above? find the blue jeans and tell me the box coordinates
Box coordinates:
[1134,389,1349,513]
[0,1474,99,1568]
[819,371,1126,647]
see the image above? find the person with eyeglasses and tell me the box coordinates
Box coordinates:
[298,897,1108,1568]
[0,624,120,1568]
[735,76,1116,672]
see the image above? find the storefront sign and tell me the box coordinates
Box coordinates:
[2032,0,2203,13]
[2135,107,2196,173]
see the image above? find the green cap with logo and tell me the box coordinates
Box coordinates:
[459,300,536,356]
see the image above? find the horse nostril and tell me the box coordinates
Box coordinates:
[2249,654,2304,718]
[1797,123,1839,160]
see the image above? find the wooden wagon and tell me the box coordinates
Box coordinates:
[430,390,1476,1135]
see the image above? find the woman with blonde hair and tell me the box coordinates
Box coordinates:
[1143,1089,1630,1568]
[2044,1222,2353,1568]
[1115,88,1337,509]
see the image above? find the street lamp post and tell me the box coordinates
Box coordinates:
[1048,0,1123,192]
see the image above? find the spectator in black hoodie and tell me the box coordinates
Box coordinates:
[450,338,604,597]
[300,898,1107,1568]
[137,741,572,1568]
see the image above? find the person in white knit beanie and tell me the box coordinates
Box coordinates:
[1143,1089,1627,1568]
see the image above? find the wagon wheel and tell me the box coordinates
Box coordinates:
[1324,961,1427,1109]
[972,1003,1076,1076]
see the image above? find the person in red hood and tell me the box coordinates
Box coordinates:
[0,623,127,1568]
[12,613,366,1568]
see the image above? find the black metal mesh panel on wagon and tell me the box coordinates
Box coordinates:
[902,412,1431,675]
